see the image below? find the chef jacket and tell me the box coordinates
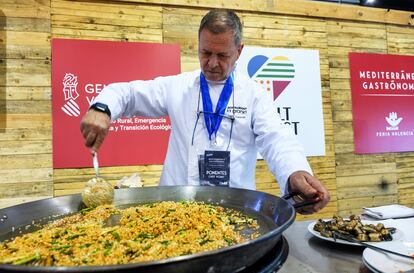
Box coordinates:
[94,69,312,194]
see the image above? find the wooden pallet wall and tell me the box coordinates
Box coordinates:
[327,20,397,215]
[388,25,414,209]
[50,0,165,196]
[1,0,413,220]
[0,0,53,208]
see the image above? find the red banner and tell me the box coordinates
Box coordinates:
[349,52,414,154]
[52,38,180,168]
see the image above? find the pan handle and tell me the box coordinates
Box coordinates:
[281,192,320,209]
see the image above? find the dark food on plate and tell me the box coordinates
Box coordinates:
[313,215,396,242]
[0,201,260,266]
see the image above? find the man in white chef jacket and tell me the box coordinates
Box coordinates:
[80,9,330,214]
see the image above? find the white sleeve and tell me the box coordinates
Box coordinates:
[252,87,312,195]
[93,76,172,121]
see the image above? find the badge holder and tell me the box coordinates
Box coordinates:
[199,150,230,187]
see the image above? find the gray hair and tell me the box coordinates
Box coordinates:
[198,9,243,46]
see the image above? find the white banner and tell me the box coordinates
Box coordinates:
[237,47,325,156]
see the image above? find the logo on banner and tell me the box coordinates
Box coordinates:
[376,111,413,137]
[247,55,295,100]
[385,112,402,131]
[61,73,80,117]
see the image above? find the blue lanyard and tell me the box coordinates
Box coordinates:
[199,72,234,140]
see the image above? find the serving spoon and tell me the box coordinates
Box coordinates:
[81,152,115,207]
[93,151,100,178]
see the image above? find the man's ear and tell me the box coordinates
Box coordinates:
[237,43,244,57]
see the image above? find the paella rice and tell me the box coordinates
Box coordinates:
[0,201,259,266]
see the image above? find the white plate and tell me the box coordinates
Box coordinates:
[363,256,381,273]
[307,219,402,246]
[363,241,414,273]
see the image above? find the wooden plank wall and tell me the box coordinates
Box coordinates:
[328,20,399,215]
[1,0,413,221]
[387,26,414,209]
[50,0,165,196]
[0,0,53,208]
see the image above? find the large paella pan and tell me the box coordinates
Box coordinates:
[0,186,297,273]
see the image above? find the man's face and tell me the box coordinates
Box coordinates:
[198,29,244,81]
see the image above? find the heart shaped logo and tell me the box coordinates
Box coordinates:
[247,55,295,101]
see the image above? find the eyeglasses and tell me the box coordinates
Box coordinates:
[191,110,235,151]
[198,110,235,121]
[192,84,236,151]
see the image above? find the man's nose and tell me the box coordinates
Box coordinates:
[208,55,219,67]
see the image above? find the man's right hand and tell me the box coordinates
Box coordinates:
[80,109,111,152]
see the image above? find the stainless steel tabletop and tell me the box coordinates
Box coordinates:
[279,220,370,273]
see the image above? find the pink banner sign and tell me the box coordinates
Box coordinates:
[52,38,180,168]
[350,52,414,154]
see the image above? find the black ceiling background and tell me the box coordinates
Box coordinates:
[360,0,414,12]
[313,0,414,12]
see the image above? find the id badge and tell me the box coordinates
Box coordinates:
[199,150,230,187]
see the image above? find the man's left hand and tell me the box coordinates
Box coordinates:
[288,171,330,215]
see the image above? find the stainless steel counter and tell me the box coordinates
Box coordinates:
[279,220,370,273]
